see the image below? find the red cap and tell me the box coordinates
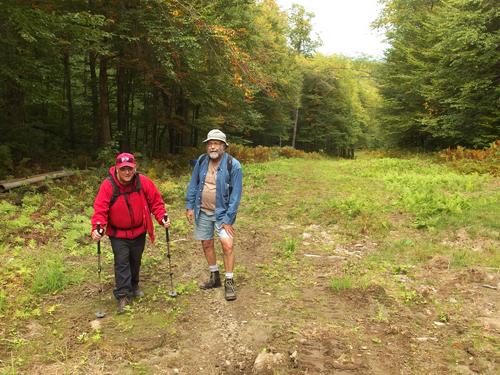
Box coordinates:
[116,153,136,168]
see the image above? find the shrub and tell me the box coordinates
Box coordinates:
[96,140,120,167]
[438,141,499,162]
[437,141,500,176]
[277,146,318,159]
[229,144,273,163]
[228,144,321,163]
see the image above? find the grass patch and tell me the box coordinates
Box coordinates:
[449,249,472,268]
[0,289,6,315]
[31,255,68,295]
[400,288,421,305]
[374,302,390,323]
[0,152,497,372]
[278,237,298,259]
[172,280,198,296]
[330,197,365,218]
[330,275,354,292]
[257,258,298,285]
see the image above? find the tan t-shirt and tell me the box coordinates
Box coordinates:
[200,160,220,215]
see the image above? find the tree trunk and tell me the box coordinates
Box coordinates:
[160,91,173,154]
[191,104,200,147]
[0,170,76,192]
[89,52,99,147]
[116,58,129,151]
[137,88,146,150]
[98,56,111,147]
[128,75,135,150]
[63,51,75,149]
[4,80,25,130]
[141,87,148,152]
[292,107,299,148]
[151,88,159,157]
[168,127,175,154]
[178,91,189,153]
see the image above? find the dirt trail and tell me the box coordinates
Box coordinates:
[96,220,497,375]
[2,159,499,374]
[150,227,284,374]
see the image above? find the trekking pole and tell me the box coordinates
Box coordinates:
[95,225,106,318]
[164,215,177,298]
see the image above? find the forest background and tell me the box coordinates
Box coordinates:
[0,0,498,178]
[0,2,498,372]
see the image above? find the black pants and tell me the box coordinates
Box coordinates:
[110,233,146,299]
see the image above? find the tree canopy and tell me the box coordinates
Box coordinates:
[0,0,497,176]
[375,0,499,149]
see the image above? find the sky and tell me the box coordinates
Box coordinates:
[275,0,389,58]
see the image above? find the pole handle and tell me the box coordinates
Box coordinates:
[96,224,104,254]
[163,215,170,242]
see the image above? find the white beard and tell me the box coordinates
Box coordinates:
[208,151,221,159]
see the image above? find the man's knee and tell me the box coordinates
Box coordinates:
[202,239,214,250]
[220,240,233,255]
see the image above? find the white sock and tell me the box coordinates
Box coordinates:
[225,272,233,279]
[209,264,219,273]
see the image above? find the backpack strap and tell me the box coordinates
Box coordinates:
[196,154,234,195]
[107,175,120,207]
[196,154,233,173]
[107,172,141,207]
[226,154,233,174]
[196,154,208,168]
[226,155,233,195]
[134,173,142,191]
[196,155,207,185]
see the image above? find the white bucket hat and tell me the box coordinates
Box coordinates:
[203,129,228,146]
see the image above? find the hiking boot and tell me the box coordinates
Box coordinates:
[224,278,237,301]
[117,296,130,314]
[199,271,222,290]
[133,289,145,298]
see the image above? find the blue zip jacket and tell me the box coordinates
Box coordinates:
[186,152,243,225]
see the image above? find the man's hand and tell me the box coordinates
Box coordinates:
[186,209,194,224]
[91,227,104,241]
[222,223,234,237]
[162,215,171,228]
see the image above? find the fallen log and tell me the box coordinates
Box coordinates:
[0,170,76,192]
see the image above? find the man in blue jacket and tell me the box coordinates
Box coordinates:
[186,129,243,301]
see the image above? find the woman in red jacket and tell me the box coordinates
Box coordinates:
[91,153,170,314]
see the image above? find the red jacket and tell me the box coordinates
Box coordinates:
[91,167,167,242]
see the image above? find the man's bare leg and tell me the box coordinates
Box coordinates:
[220,238,234,273]
[220,238,236,300]
[200,239,221,289]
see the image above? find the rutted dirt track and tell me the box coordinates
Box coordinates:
[25,223,498,375]
[2,159,499,374]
